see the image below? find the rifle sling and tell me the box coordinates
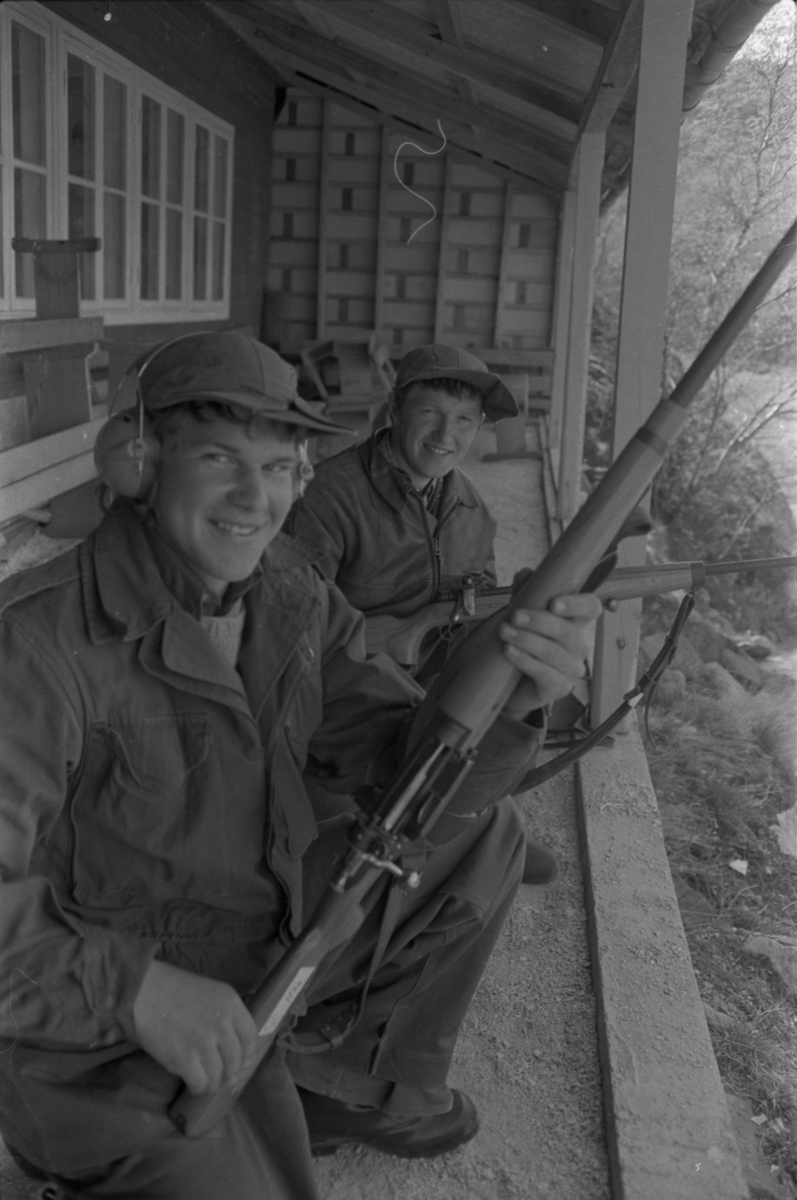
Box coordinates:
[283,848,426,1055]
[511,592,696,792]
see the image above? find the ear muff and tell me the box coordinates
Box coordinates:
[293,442,314,499]
[93,407,160,500]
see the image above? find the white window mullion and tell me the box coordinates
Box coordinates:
[4,0,233,323]
[9,5,53,307]
[51,24,67,241]
[0,11,14,309]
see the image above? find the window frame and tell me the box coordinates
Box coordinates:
[0,1,234,323]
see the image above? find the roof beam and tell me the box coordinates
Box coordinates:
[430,0,483,146]
[214,0,578,147]
[577,0,643,137]
[286,0,587,115]
[211,5,568,191]
[261,34,569,177]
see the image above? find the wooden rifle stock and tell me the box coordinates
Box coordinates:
[169,221,796,1138]
[365,556,797,670]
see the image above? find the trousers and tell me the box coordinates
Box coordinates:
[6,797,525,1200]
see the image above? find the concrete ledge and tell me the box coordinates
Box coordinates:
[577,725,748,1200]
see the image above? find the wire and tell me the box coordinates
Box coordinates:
[393,120,447,243]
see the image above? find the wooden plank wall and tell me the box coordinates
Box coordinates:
[268,89,558,359]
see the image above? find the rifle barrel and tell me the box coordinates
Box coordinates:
[703,556,797,578]
[428,221,797,745]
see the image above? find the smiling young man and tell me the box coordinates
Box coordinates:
[0,331,599,1199]
[288,344,562,884]
[288,344,511,623]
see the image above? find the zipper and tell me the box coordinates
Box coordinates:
[415,493,442,600]
[430,495,464,599]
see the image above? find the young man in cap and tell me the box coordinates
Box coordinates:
[288,343,559,883]
[0,331,599,1199]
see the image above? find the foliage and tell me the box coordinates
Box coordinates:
[587,8,797,639]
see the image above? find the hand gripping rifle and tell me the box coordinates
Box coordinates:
[364,556,797,670]
[169,221,796,1139]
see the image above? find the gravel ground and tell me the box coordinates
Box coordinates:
[0,422,611,1199]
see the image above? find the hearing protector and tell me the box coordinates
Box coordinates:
[93,339,171,501]
[93,404,159,500]
[93,337,316,502]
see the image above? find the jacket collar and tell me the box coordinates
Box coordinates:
[359,430,481,515]
[84,507,317,647]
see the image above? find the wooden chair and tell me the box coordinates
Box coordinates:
[301,332,393,460]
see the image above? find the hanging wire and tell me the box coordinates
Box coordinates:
[393,120,447,243]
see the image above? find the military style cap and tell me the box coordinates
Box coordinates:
[394,343,519,422]
[136,330,351,436]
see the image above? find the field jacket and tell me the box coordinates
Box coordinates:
[287,432,497,618]
[0,506,540,1172]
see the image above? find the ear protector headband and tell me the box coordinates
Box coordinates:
[93,338,173,500]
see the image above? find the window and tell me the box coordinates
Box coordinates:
[0,1,234,322]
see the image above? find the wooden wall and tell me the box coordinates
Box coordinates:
[267,89,559,358]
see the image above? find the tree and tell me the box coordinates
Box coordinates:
[587,5,797,640]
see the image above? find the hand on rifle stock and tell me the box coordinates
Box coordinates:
[133,959,259,1096]
[498,592,602,720]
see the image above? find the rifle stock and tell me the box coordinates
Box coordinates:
[169,220,796,1138]
[365,556,797,670]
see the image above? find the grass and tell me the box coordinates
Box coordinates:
[644,670,797,1190]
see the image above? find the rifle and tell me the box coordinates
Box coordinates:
[364,556,797,670]
[169,220,796,1139]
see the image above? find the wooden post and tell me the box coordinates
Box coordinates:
[493,181,513,347]
[548,189,577,467]
[433,156,454,342]
[316,100,331,340]
[374,127,390,341]
[555,132,604,526]
[590,0,693,725]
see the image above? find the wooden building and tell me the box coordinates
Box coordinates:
[0,3,788,1197]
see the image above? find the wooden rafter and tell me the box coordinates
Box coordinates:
[261,30,570,173]
[577,0,643,137]
[213,1,577,151]
[280,0,588,115]
[211,7,568,191]
[430,0,483,147]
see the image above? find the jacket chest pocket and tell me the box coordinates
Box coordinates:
[69,712,211,904]
[107,713,210,791]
